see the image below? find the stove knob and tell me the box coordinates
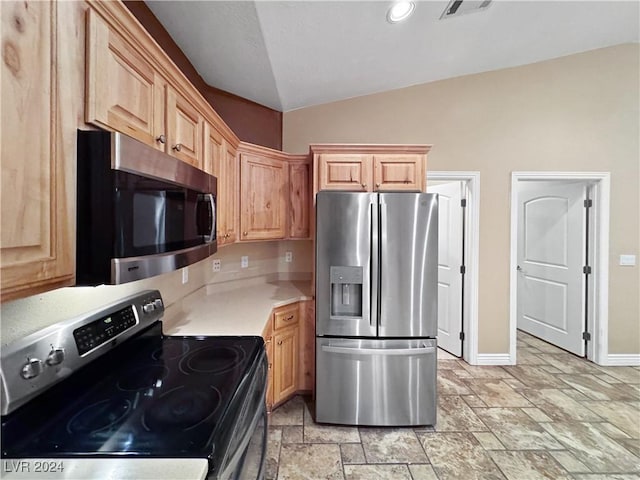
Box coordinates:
[143,302,155,314]
[46,348,65,366]
[153,299,163,310]
[21,358,43,379]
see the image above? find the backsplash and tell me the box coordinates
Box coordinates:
[1,240,313,346]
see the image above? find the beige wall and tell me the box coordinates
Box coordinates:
[284,44,640,355]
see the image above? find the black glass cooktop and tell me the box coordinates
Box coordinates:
[1,323,264,459]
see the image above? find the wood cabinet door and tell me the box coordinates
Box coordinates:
[204,123,226,242]
[222,143,239,244]
[240,153,288,241]
[273,326,299,405]
[317,154,372,191]
[1,1,74,300]
[374,154,425,192]
[85,9,160,147]
[289,161,311,239]
[166,87,203,168]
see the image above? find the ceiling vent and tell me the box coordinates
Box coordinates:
[440,0,492,19]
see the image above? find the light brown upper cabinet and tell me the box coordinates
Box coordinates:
[1,1,77,301]
[86,9,161,147]
[205,121,238,246]
[311,144,431,193]
[86,9,204,168]
[288,157,312,239]
[239,144,289,241]
[165,87,203,168]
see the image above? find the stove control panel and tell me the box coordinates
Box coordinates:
[73,306,138,356]
[0,289,164,416]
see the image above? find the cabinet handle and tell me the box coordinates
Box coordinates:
[361,183,367,189]
[172,143,182,152]
[225,233,230,239]
[376,183,381,188]
[277,340,283,345]
[243,231,248,236]
[156,134,166,144]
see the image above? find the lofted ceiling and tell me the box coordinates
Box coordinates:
[145,1,639,112]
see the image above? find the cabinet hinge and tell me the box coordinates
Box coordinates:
[460,265,466,274]
[461,198,467,208]
[459,332,465,341]
[584,199,593,208]
[582,331,591,341]
[583,265,592,275]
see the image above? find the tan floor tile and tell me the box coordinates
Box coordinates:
[340,443,365,464]
[437,348,458,360]
[343,464,412,480]
[594,373,624,384]
[472,431,506,450]
[520,407,554,423]
[544,353,605,375]
[618,437,640,457]
[271,395,305,426]
[282,425,303,444]
[265,428,282,480]
[541,421,640,473]
[303,404,361,443]
[465,379,533,407]
[572,475,640,480]
[502,365,567,389]
[408,464,438,480]
[476,408,564,450]
[438,368,472,395]
[591,422,632,440]
[359,428,428,463]
[437,359,466,370]
[418,432,506,480]
[489,450,572,480]
[594,366,640,384]
[520,389,603,422]
[558,375,640,401]
[461,394,488,408]
[436,395,488,432]
[550,450,592,473]
[582,401,640,438]
[277,443,344,480]
[458,365,514,379]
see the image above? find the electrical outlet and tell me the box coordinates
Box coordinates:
[285,251,293,263]
[241,256,249,268]
[212,259,221,272]
[182,267,189,284]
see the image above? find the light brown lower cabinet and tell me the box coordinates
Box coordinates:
[263,301,316,413]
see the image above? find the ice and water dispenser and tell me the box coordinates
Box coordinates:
[330,266,363,318]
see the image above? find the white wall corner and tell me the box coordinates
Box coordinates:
[475,353,514,366]
[604,354,640,366]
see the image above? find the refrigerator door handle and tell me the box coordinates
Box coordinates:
[378,201,387,327]
[370,200,379,329]
[321,345,436,356]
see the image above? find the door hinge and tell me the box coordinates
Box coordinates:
[459,332,465,341]
[582,331,591,341]
[584,199,592,208]
[461,198,467,208]
[460,265,466,274]
[583,265,592,275]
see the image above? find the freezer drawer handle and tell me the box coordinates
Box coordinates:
[321,345,436,356]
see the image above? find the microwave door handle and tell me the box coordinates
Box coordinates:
[203,193,216,243]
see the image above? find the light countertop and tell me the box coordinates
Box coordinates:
[162,277,313,337]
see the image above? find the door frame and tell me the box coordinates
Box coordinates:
[509,172,610,365]
[428,172,480,365]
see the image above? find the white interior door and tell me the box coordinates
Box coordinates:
[427,181,463,357]
[517,181,587,356]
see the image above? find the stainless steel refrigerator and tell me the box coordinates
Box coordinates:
[315,191,438,426]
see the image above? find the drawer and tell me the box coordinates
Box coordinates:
[274,304,299,330]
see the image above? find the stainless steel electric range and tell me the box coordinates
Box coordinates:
[0,290,267,480]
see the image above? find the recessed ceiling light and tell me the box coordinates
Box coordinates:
[387,1,415,24]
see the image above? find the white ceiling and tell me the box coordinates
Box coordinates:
[145,1,639,112]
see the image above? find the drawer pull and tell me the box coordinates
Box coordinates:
[277,340,283,346]
[286,315,294,321]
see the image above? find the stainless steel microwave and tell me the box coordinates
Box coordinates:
[76,130,217,285]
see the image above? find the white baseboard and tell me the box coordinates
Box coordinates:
[475,353,513,366]
[604,354,640,366]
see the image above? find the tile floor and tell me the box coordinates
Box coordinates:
[266,331,640,479]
